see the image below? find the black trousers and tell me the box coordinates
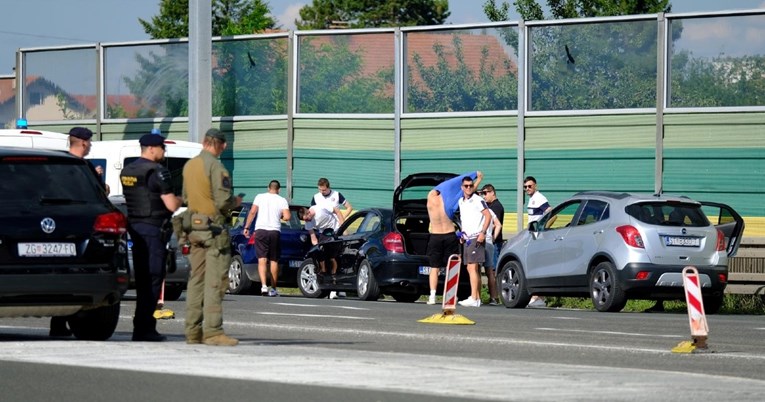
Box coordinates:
[128,222,168,335]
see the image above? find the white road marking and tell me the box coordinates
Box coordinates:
[535,327,685,339]
[272,302,369,310]
[255,312,373,320]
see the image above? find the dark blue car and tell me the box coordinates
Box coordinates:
[227,203,311,294]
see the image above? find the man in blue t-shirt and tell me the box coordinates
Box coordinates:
[424,171,482,305]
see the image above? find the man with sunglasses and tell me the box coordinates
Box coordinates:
[479,184,504,305]
[121,132,182,341]
[524,176,551,308]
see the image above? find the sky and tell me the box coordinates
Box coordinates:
[1,0,764,75]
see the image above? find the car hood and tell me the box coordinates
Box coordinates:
[393,172,457,215]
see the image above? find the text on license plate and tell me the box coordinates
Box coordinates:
[664,236,700,247]
[18,243,76,257]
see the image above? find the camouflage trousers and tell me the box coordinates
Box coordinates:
[185,229,231,340]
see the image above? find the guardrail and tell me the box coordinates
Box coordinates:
[727,237,765,296]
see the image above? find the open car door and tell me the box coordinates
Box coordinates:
[700,201,745,258]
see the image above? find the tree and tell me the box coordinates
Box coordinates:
[483,0,671,111]
[483,0,671,21]
[296,0,450,30]
[139,0,277,39]
[125,0,280,118]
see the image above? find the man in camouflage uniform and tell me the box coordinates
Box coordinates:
[182,128,242,346]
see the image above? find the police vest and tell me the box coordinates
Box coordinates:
[121,160,171,226]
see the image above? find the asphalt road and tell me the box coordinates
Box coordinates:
[1,292,764,401]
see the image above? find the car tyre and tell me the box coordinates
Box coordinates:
[228,255,252,295]
[298,259,329,298]
[589,261,627,312]
[497,261,531,308]
[163,284,184,301]
[703,293,724,314]
[68,302,120,341]
[389,292,420,303]
[356,260,380,301]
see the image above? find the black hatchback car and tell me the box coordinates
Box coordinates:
[0,147,128,340]
[296,173,471,302]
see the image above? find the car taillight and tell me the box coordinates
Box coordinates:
[616,225,644,248]
[718,273,727,283]
[716,229,726,252]
[94,211,127,234]
[635,271,650,280]
[383,232,404,253]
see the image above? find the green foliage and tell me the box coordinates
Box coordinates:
[123,45,189,117]
[484,0,671,21]
[132,0,278,118]
[212,38,288,116]
[139,0,276,39]
[671,53,765,107]
[296,0,450,30]
[407,34,518,112]
[298,36,393,113]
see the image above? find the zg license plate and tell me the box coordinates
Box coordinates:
[18,243,76,257]
[289,260,302,268]
[664,236,700,247]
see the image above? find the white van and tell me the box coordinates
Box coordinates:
[87,139,202,196]
[0,129,69,151]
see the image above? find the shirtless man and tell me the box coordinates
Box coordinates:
[425,171,482,305]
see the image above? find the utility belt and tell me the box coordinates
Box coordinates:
[173,210,230,252]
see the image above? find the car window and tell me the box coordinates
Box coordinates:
[539,201,581,231]
[339,213,365,236]
[0,157,103,209]
[576,200,609,226]
[625,202,709,227]
[357,213,382,233]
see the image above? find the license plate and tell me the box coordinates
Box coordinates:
[289,260,302,268]
[664,236,700,247]
[418,266,431,275]
[18,242,76,257]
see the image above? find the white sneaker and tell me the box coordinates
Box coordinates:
[527,298,546,308]
[260,286,268,296]
[427,295,436,305]
[329,291,338,300]
[337,292,346,298]
[268,288,279,297]
[458,297,481,307]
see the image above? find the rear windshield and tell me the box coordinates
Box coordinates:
[0,157,104,206]
[625,202,710,227]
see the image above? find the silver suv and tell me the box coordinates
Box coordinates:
[497,192,744,313]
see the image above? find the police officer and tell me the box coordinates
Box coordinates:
[182,128,241,346]
[121,132,182,342]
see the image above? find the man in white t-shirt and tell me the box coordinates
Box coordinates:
[243,180,290,297]
[303,204,342,245]
[457,176,491,307]
[524,176,552,308]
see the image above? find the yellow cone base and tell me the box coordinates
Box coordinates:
[153,308,175,320]
[418,311,475,325]
[671,337,710,354]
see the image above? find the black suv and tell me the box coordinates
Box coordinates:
[0,147,128,340]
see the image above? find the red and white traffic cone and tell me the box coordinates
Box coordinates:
[672,266,709,353]
[418,254,475,325]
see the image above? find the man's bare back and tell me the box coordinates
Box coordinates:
[427,190,455,234]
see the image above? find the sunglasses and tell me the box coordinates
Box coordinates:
[523,184,533,189]
[462,184,473,188]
